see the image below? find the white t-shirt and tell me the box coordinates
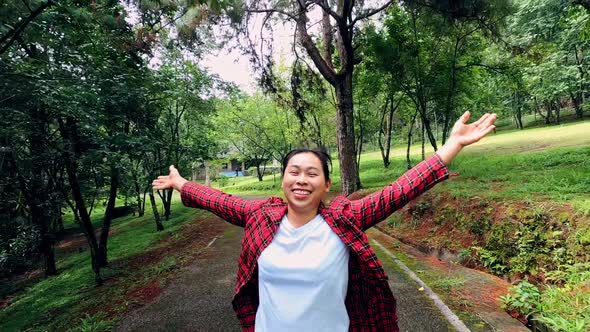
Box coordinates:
[255,214,350,332]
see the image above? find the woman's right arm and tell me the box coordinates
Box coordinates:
[153,166,260,228]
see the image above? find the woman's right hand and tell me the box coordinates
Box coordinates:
[152,165,188,192]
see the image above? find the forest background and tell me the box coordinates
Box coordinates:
[1,0,589,331]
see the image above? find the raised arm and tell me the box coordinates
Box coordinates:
[153,166,262,227]
[350,111,496,230]
[350,154,448,230]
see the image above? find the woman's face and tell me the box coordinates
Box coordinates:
[282,152,331,213]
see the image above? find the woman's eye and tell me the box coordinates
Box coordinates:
[309,174,317,177]
[289,171,298,175]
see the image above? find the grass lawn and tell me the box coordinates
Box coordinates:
[220,120,590,214]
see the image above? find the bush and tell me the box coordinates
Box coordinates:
[0,218,41,276]
[500,280,541,318]
[502,265,590,332]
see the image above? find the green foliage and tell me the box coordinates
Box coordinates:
[386,214,402,228]
[74,313,113,332]
[469,212,492,237]
[502,264,590,331]
[472,202,573,277]
[217,174,230,187]
[153,256,178,275]
[500,280,542,317]
[0,196,204,331]
[432,277,465,292]
[474,246,511,275]
[0,219,41,275]
[410,201,432,225]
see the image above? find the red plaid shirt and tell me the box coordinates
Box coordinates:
[181,154,448,331]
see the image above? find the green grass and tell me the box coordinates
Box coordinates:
[0,192,208,332]
[221,120,590,213]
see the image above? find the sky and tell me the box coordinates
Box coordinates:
[201,19,297,94]
[123,3,382,94]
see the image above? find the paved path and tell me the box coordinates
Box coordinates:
[114,223,242,332]
[115,222,456,332]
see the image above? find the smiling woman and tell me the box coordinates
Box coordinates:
[152,112,497,332]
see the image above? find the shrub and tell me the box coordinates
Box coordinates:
[500,280,541,318]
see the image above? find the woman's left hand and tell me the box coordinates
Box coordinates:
[449,111,497,147]
[437,111,497,165]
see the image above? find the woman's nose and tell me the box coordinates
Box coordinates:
[296,174,307,184]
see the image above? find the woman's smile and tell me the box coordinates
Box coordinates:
[282,152,331,217]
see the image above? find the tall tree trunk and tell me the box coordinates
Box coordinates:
[97,163,119,267]
[205,161,211,187]
[406,110,419,170]
[570,92,584,119]
[164,189,172,221]
[310,112,324,150]
[28,107,58,276]
[442,37,460,145]
[378,98,391,168]
[417,99,438,151]
[295,7,360,196]
[148,190,164,231]
[421,119,425,161]
[513,92,523,129]
[379,96,398,168]
[133,173,144,217]
[355,103,364,172]
[256,163,264,181]
[157,189,173,221]
[142,186,148,213]
[58,116,102,285]
[335,75,361,195]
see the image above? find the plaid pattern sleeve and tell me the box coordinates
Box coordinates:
[350,153,449,230]
[180,181,263,228]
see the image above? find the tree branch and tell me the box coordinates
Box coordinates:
[296,16,338,85]
[307,0,341,23]
[0,0,54,55]
[246,8,297,20]
[349,0,393,27]
[455,62,507,74]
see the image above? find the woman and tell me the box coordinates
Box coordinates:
[153,111,497,332]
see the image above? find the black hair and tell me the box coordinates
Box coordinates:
[281,148,332,182]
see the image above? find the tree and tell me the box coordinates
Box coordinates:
[216,93,298,181]
[150,48,216,220]
[242,0,398,195]
[508,0,589,121]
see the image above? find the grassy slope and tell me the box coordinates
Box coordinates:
[0,193,218,331]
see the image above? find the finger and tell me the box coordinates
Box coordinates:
[479,125,496,138]
[169,165,176,171]
[459,111,470,124]
[481,113,497,128]
[157,175,168,180]
[472,113,490,127]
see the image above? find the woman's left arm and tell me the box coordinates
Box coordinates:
[350,112,496,230]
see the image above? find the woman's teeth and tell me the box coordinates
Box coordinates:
[293,189,310,195]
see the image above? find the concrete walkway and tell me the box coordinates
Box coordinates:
[115,222,458,332]
[114,224,242,332]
